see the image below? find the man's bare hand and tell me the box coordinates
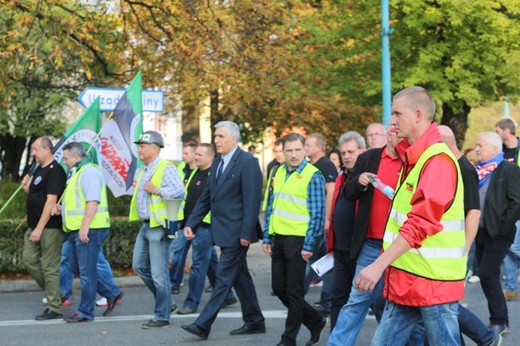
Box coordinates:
[184,227,195,240]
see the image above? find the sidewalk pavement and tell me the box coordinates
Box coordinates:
[0,242,272,293]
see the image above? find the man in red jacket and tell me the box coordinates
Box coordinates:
[355,86,466,345]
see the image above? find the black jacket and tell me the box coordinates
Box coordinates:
[344,148,385,258]
[481,160,520,239]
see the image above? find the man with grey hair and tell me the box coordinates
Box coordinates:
[473,131,520,335]
[50,142,114,323]
[130,131,184,329]
[329,126,400,344]
[181,121,265,340]
[366,123,388,149]
[325,131,366,329]
[22,137,67,320]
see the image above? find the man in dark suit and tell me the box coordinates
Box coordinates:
[181,121,265,340]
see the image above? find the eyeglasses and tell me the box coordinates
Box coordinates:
[367,133,385,138]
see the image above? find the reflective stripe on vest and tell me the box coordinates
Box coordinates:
[269,162,319,236]
[383,142,466,281]
[129,159,173,228]
[63,164,110,232]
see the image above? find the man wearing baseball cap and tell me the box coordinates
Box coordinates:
[130,130,185,329]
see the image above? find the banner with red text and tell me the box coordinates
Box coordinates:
[99,72,143,197]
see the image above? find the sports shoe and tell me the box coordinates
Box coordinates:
[171,303,178,314]
[309,277,323,287]
[489,324,509,335]
[504,290,518,301]
[490,333,503,346]
[142,319,170,329]
[467,275,480,284]
[205,285,213,293]
[35,308,63,321]
[42,296,71,307]
[96,296,123,307]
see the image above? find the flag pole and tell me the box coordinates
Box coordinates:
[0,184,24,215]
[85,111,114,157]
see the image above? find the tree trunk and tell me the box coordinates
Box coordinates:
[0,134,28,181]
[209,89,223,135]
[440,102,471,150]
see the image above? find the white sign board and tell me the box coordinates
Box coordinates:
[78,87,164,113]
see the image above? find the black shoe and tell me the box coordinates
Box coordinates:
[103,290,124,317]
[35,308,63,321]
[276,341,295,346]
[64,313,91,323]
[171,286,180,294]
[222,297,238,308]
[205,285,213,293]
[315,305,330,317]
[306,317,328,346]
[181,323,209,339]
[229,324,266,335]
[142,319,170,329]
[177,306,197,315]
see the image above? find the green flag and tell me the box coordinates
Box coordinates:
[54,97,101,168]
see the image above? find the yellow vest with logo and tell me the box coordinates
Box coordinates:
[177,167,211,224]
[383,143,466,280]
[63,164,110,232]
[129,159,173,228]
[268,162,319,236]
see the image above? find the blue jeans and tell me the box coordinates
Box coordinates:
[458,304,497,346]
[60,238,73,299]
[66,228,110,320]
[61,235,122,300]
[169,229,191,287]
[328,239,384,345]
[304,234,332,310]
[410,304,496,346]
[467,241,480,277]
[371,301,461,346]
[132,223,172,321]
[183,226,213,309]
[503,220,520,291]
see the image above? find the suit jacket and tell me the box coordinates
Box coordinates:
[186,147,263,247]
[344,147,384,258]
[481,160,520,240]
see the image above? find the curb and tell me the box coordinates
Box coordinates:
[0,243,271,293]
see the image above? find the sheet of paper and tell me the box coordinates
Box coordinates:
[311,253,334,277]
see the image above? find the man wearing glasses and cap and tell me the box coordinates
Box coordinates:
[130,131,184,329]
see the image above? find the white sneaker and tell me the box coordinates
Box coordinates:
[96,297,108,307]
[468,275,480,284]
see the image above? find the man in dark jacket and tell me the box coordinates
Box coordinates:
[474,131,520,335]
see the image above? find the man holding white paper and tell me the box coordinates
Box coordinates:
[263,133,327,346]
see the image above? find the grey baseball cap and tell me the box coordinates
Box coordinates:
[134,131,164,148]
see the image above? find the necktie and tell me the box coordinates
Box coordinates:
[216,158,224,181]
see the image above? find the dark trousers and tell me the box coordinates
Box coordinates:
[475,232,513,326]
[330,249,357,330]
[195,245,264,332]
[272,235,323,345]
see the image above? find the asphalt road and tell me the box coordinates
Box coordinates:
[0,242,518,346]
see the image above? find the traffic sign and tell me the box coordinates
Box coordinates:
[78,87,164,113]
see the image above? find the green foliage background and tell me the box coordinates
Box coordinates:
[0,180,137,275]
